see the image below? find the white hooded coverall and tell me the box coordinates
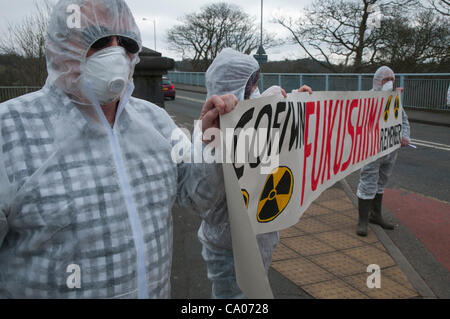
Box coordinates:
[0,0,223,298]
[357,66,411,200]
[198,48,280,299]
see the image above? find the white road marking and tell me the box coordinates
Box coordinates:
[176,95,205,104]
[410,139,450,151]
[411,139,450,148]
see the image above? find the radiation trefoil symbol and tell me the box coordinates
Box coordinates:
[384,96,393,122]
[394,95,400,119]
[242,189,249,209]
[257,167,293,223]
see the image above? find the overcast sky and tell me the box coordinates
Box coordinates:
[0,0,313,61]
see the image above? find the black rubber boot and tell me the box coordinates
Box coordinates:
[370,193,394,230]
[357,198,371,236]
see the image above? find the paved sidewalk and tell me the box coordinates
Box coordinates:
[405,109,450,127]
[176,83,207,94]
[270,183,424,299]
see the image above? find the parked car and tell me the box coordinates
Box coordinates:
[162,77,176,100]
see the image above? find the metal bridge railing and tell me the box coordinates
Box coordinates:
[0,86,41,103]
[168,72,450,111]
[2,73,449,111]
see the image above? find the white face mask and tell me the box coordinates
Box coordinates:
[382,81,394,91]
[81,46,131,105]
[249,87,261,99]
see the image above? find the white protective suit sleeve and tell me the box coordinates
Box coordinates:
[171,114,224,214]
[402,110,411,142]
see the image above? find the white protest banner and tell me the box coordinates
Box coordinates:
[220,90,404,298]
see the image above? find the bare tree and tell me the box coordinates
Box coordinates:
[276,0,420,72]
[0,0,53,86]
[373,8,449,71]
[425,0,450,16]
[167,2,277,71]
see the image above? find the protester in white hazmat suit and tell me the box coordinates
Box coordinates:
[198,48,312,299]
[356,66,411,237]
[0,0,238,298]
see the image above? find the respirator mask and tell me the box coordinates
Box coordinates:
[81,46,131,105]
[382,81,394,92]
[249,88,261,99]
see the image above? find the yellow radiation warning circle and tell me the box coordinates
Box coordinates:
[384,96,393,122]
[257,167,293,223]
[394,95,400,119]
[242,189,249,209]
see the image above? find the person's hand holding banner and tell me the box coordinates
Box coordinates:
[200,94,238,143]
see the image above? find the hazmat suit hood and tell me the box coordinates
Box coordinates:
[373,66,395,91]
[205,48,260,101]
[45,0,142,104]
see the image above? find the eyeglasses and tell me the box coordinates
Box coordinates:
[90,36,139,54]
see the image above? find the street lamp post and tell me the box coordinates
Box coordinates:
[143,17,157,51]
[153,19,156,51]
[260,0,263,48]
[253,0,268,65]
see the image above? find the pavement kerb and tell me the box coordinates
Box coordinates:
[338,179,437,299]
[176,84,207,94]
[404,108,450,128]
[406,119,450,128]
